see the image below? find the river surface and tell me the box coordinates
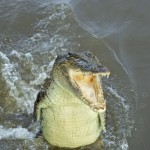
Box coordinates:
[0,0,149,150]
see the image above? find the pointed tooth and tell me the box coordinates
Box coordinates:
[107,74,109,78]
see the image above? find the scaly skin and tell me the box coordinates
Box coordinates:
[33,52,110,148]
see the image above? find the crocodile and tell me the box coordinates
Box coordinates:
[33,52,110,148]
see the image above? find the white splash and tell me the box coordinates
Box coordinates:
[0,51,39,114]
[30,72,47,86]
[0,126,34,140]
[119,139,129,150]
[107,86,129,111]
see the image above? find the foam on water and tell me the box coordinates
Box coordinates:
[101,82,133,150]
[107,86,130,111]
[0,3,74,114]
[0,126,34,140]
[0,51,38,114]
[0,50,57,114]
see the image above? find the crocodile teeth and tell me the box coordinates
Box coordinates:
[101,72,110,78]
[106,74,109,78]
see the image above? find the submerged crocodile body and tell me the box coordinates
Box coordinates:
[33,52,110,148]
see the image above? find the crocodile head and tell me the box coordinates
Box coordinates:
[52,52,110,112]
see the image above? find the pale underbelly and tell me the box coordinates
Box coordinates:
[41,105,101,148]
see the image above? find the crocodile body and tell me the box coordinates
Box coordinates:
[34,52,110,148]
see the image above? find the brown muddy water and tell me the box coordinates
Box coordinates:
[0,0,149,150]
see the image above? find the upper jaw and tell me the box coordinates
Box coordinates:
[91,71,110,78]
[81,71,110,78]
